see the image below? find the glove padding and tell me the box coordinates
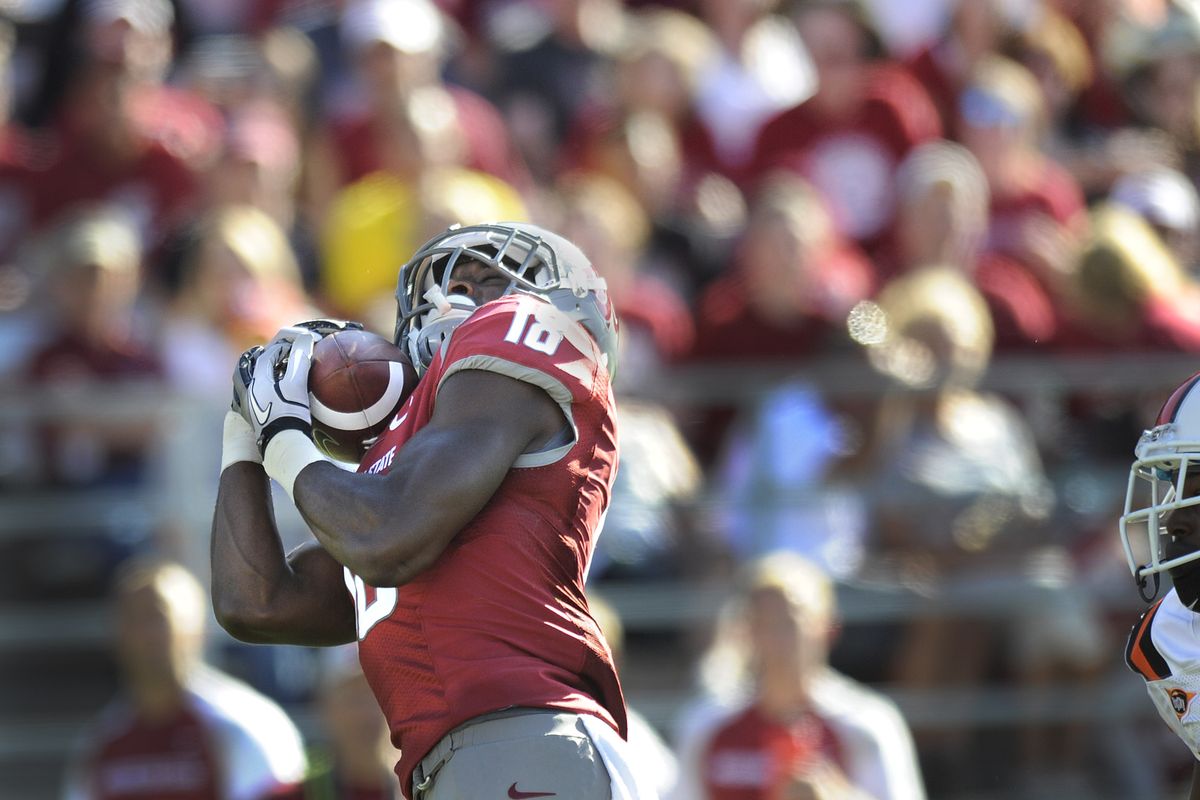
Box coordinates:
[236,327,318,453]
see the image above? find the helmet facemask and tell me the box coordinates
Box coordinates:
[394,223,616,376]
[1121,430,1200,601]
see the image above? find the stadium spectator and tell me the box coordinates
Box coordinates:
[749,0,942,255]
[1118,7,1200,186]
[305,0,527,221]
[690,174,876,363]
[1062,203,1200,352]
[690,0,816,178]
[1109,166,1200,276]
[1003,3,1173,197]
[157,204,315,397]
[484,0,625,183]
[671,551,926,800]
[958,56,1089,298]
[854,267,1106,794]
[304,645,400,800]
[890,140,1060,350]
[61,557,308,800]
[19,208,161,489]
[563,8,723,193]
[905,0,1014,138]
[708,380,869,580]
[17,0,219,251]
[211,222,654,797]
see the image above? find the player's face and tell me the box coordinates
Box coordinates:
[446,259,511,306]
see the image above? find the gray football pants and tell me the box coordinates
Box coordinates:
[411,708,613,800]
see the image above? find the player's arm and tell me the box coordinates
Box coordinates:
[291,366,564,587]
[211,341,356,646]
[210,457,355,646]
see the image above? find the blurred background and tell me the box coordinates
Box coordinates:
[4,0,1200,797]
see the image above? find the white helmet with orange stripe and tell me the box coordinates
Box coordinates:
[1121,372,1200,604]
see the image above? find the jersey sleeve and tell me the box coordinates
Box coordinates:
[1126,600,1171,682]
[435,295,609,466]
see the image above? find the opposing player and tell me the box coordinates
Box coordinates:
[1121,372,1200,800]
[210,222,653,799]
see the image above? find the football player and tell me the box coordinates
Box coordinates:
[1121,372,1200,800]
[210,222,654,799]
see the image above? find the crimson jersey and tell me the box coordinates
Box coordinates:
[703,705,846,800]
[349,293,627,797]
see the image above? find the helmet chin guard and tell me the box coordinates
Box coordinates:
[393,222,619,376]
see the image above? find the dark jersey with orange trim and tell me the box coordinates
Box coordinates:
[1126,589,1200,758]
[346,294,627,798]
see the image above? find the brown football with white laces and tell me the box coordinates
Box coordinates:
[307,330,418,463]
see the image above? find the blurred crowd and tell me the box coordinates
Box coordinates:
[10,0,1200,797]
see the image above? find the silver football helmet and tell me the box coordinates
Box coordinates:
[1121,373,1200,599]
[394,222,618,377]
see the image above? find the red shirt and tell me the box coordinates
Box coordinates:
[986,161,1087,259]
[350,294,628,797]
[68,668,306,800]
[703,704,846,800]
[749,65,942,248]
[84,706,220,800]
[689,244,876,362]
[18,85,212,246]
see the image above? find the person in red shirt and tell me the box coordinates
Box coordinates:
[210,222,655,798]
[20,209,162,488]
[749,0,942,255]
[672,552,925,800]
[905,0,1014,139]
[958,56,1088,288]
[562,8,724,191]
[691,174,877,363]
[62,558,307,800]
[17,0,216,250]
[889,139,1062,351]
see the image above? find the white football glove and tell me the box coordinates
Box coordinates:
[236,327,318,454]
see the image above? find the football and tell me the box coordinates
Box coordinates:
[308,329,418,463]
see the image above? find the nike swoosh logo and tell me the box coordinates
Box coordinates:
[249,392,272,427]
[508,785,555,799]
[387,411,409,431]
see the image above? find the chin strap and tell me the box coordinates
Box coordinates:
[1137,569,1161,603]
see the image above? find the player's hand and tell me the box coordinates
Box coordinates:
[241,327,318,453]
[292,319,364,339]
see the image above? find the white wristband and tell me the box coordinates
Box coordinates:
[263,428,328,502]
[221,411,262,472]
